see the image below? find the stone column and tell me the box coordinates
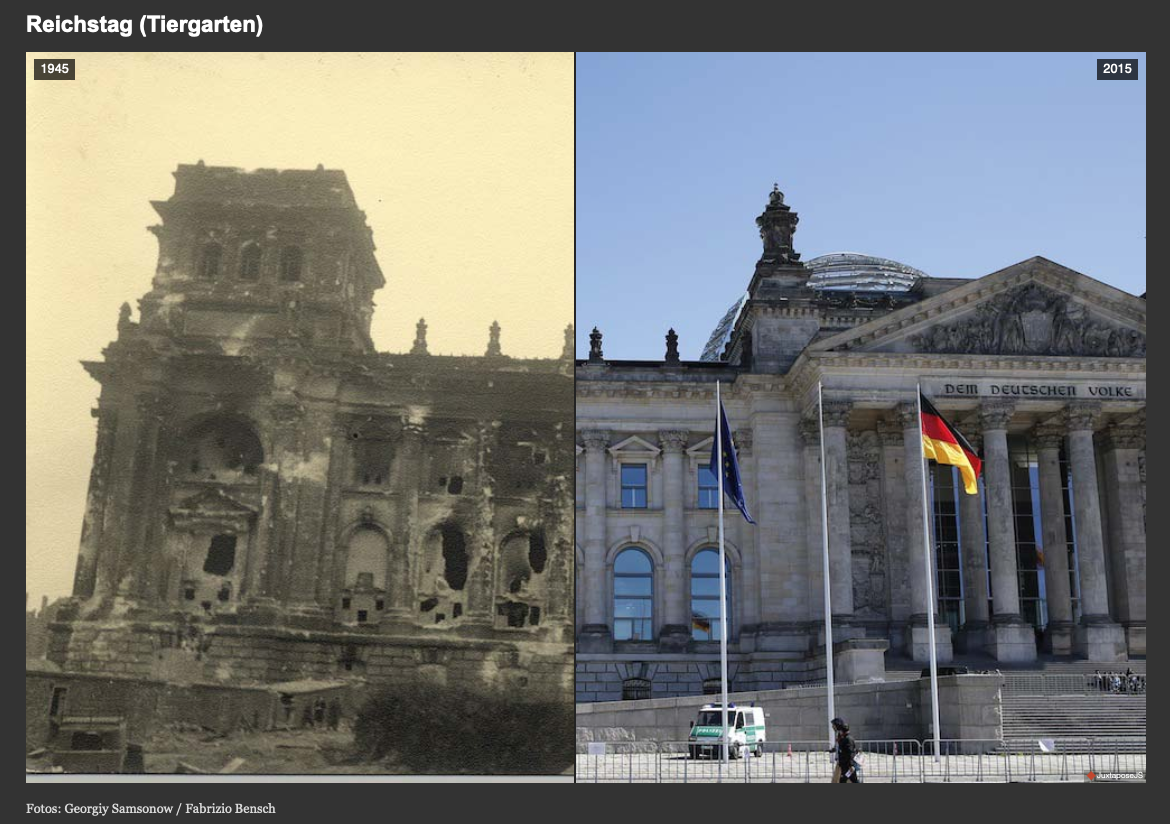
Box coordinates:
[734,427,762,642]
[980,399,1035,661]
[877,419,911,654]
[820,401,855,625]
[116,393,171,602]
[314,420,350,609]
[74,406,119,599]
[579,430,611,650]
[956,428,990,654]
[1066,403,1126,660]
[899,403,953,663]
[658,430,690,649]
[1098,419,1146,656]
[285,409,334,618]
[1032,424,1074,655]
[388,422,424,620]
[800,417,826,644]
[265,400,306,605]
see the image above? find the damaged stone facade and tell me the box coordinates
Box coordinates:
[50,164,574,700]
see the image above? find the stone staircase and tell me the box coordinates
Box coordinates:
[1000,693,1146,746]
[883,655,1146,747]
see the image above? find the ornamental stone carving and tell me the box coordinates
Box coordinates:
[1031,424,1066,451]
[895,402,920,431]
[979,399,1016,431]
[1098,423,1145,451]
[911,283,1145,357]
[734,428,752,453]
[876,419,903,446]
[798,417,820,446]
[1064,401,1103,432]
[820,400,852,428]
[580,430,610,451]
[658,430,689,452]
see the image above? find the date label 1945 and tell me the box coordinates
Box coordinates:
[33,59,74,80]
[1097,59,1138,80]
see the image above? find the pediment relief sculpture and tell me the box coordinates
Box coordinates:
[910,284,1145,357]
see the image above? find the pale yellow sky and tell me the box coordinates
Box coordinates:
[26,52,574,602]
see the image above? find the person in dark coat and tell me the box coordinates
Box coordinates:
[830,717,860,783]
[326,697,341,731]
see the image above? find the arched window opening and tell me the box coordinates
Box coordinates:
[691,548,731,641]
[183,418,264,482]
[280,246,303,282]
[339,527,389,625]
[614,548,653,641]
[198,243,222,280]
[239,243,262,280]
[345,528,388,592]
[495,530,547,629]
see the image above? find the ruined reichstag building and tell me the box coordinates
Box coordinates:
[49,164,574,698]
[575,187,1145,702]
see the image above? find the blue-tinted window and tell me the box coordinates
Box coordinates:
[613,548,653,641]
[691,548,731,641]
[621,464,648,509]
[698,466,719,509]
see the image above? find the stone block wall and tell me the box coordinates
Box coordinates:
[575,674,1004,750]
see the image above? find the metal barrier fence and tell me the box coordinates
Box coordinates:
[575,738,1146,783]
[1003,673,1147,695]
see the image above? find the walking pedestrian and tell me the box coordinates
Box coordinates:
[829,717,860,783]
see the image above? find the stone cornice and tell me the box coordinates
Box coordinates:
[783,350,1144,409]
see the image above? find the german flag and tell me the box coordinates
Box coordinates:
[920,393,982,495]
[692,613,712,634]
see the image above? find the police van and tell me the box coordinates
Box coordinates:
[687,703,766,759]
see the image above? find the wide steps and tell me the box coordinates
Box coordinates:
[1001,694,1145,741]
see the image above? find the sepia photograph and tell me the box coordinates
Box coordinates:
[26,52,575,777]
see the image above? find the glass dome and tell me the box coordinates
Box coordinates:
[805,252,927,293]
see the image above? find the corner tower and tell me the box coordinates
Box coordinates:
[141,162,384,353]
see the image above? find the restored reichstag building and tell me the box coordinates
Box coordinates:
[575,187,1145,702]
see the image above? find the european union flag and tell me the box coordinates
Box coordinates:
[709,399,755,524]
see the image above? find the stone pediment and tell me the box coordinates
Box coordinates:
[169,487,258,531]
[686,436,714,458]
[811,257,1145,358]
[607,435,661,458]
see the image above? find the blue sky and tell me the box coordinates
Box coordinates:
[576,53,1146,360]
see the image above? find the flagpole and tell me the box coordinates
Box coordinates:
[716,381,730,767]
[706,379,725,767]
[817,381,836,752]
[917,383,942,762]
